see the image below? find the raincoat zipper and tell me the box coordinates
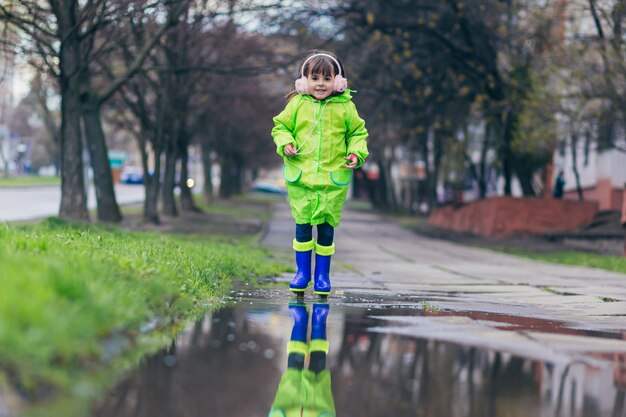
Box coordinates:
[316,100,323,173]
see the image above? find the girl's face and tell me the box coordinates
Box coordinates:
[306,71,334,100]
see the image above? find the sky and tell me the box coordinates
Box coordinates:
[12,62,32,104]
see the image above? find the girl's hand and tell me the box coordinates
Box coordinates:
[283,144,297,157]
[343,154,358,169]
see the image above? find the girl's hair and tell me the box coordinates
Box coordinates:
[285,50,345,100]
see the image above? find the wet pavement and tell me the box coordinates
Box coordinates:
[90,202,626,417]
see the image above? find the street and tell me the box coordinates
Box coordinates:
[0,184,145,222]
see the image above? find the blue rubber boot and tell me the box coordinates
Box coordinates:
[311,302,330,340]
[289,302,309,342]
[313,243,335,296]
[290,239,315,293]
[309,302,330,362]
[287,302,309,356]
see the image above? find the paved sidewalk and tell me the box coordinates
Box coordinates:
[263,201,626,332]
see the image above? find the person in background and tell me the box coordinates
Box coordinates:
[553,170,565,199]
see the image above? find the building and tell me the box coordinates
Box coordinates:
[555,137,626,211]
[0,22,17,174]
[552,0,626,212]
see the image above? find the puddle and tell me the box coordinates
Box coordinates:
[89,286,626,417]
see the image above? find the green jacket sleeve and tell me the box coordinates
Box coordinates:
[272,97,299,158]
[345,101,369,169]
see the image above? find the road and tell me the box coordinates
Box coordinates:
[0,184,145,222]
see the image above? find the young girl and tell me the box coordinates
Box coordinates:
[272,50,369,296]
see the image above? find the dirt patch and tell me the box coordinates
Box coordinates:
[119,199,271,237]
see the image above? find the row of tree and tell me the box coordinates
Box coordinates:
[2,0,625,223]
[325,0,625,209]
[1,0,286,224]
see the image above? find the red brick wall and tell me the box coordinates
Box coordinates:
[428,197,599,238]
[622,189,626,227]
[611,187,624,212]
[563,179,624,211]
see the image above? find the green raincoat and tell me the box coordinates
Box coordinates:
[272,91,369,227]
[268,369,335,417]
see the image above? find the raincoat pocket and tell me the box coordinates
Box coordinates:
[283,162,302,183]
[329,169,353,186]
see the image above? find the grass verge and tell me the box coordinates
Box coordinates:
[0,207,287,415]
[0,176,60,188]
[488,247,626,274]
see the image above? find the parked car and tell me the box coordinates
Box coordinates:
[251,178,286,194]
[120,166,144,184]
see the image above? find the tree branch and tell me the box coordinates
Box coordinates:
[98,0,192,105]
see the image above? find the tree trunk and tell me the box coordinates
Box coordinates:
[0,140,8,177]
[430,129,442,209]
[161,141,178,216]
[81,97,122,222]
[379,152,398,211]
[140,138,160,224]
[55,0,89,221]
[512,157,536,196]
[219,151,234,198]
[179,145,199,212]
[201,142,213,203]
[58,81,88,220]
[570,133,584,201]
[144,172,161,224]
[500,111,514,196]
[372,162,385,209]
[478,122,492,199]
[233,153,243,195]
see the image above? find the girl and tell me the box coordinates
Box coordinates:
[272,50,369,296]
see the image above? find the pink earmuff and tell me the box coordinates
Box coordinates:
[333,74,347,92]
[295,75,309,94]
[295,53,347,95]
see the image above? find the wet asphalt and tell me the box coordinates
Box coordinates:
[90,201,626,417]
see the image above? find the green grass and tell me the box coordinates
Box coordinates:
[0,216,287,413]
[195,200,271,219]
[490,247,626,274]
[0,175,60,187]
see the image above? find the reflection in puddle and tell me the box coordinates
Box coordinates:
[91,292,626,417]
[269,301,334,417]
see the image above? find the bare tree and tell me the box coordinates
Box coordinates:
[1,0,189,221]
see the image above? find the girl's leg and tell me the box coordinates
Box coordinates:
[316,222,334,246]
[309,302,330,372]
[290,224,314,293]
[295,223,313,243]
[287,302,308,369]
[313,223,335,296]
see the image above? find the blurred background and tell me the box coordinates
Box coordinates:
[1,0,625,229]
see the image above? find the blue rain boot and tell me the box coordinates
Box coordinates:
[311,302,330,341]
[309,303,330,369]
[287,302,309,357]
[290,239,315,293]
[313,243,335,296]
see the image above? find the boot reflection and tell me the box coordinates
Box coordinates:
[268,302,335,417]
